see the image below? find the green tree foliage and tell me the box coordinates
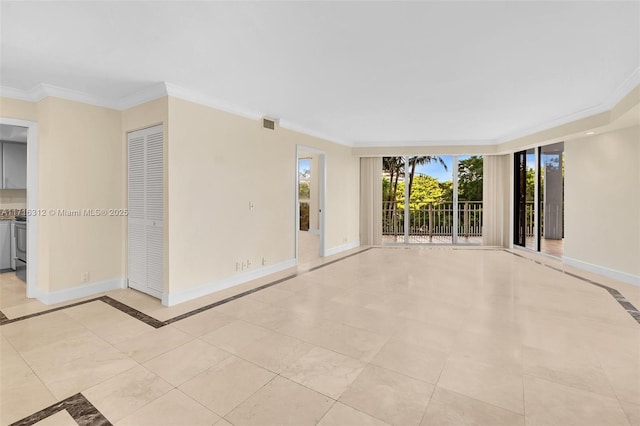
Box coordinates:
[298,181,310,199]
[439,180,453,202]
[458,156,483,201]
[526,168,536,201]
[396,175,444,209]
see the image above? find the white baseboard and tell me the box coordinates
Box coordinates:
[324,241,360,257]
[162,258,297,307]
[562,256,640,287]
[34,278,126,305]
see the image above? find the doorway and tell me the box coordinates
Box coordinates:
[513,143,564,257]
[0,118,38,300]
[296,146,325,265]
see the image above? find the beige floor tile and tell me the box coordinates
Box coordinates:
[235,330,313,373]
[179,355,275,416]
[63,300,134,329]
[20,330,115,371]
[147,299,211,322]
[421,387,525,426]
[116,389,220,426]
[449,330,522,373]
[1,311,87,352]
[214,419,233,426]
[83,365,173,423]
[240,303,319,331]
[36,347,138,399]
[201,320,271,354]
[226,376,334,426]
[247,286,295,304]
[524,375,630,426]
[33,410,78,426]
[621,400,640,426]
[437,356,524,414]
[0,371,57,425]
[143,338,231,386]
[281,346,365,399]
[90,315,156,345]
[0,335,33,386]
[318,402,391,426]
[599,355,640,405]
[170,309,236,337]
[339,365,434,426]
[522,344,616,398]
[115,325,193,363]
[277,318,389,362]
[212,297,270,320]
[0,299,53,319]
[371,338,448,384]
[391,319,460,353]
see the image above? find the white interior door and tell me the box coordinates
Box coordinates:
[127,124,163,298]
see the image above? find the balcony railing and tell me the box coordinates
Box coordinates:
[383,201,483,241]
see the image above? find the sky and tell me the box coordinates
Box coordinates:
[414,156,466,182]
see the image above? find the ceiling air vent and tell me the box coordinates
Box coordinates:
[262,117,276,130]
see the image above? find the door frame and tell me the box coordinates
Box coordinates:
[0,117,38,299]
[295,145,326,261]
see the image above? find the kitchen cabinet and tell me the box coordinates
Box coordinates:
[0,221,11,270]
[1,141,27,189]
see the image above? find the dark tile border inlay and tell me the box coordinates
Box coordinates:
[0,247,373,327]
[10,392,111,426]
[506,249,640,325]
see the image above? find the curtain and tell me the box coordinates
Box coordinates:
[360,157,383,245]
[483,154,511,247]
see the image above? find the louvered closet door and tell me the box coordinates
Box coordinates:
[127,124,164,299]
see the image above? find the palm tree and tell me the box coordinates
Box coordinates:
[407,156,448,197]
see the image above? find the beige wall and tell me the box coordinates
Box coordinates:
[1,96,124,295]
[565,125,640,279]
[37,98,124,291]
[166,97,359,297]
[0,97,38,122]
[0,189,26,209]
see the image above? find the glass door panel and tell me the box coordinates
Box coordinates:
[457,155,483,245]
[540,142,564,257]
[382,157,406,243]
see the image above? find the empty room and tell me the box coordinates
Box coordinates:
[1,1,639,425]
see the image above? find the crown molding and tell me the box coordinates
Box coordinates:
[116,82,168,110]
[604,66,640,110]
[164,82,262,121]
[2,67,638,149]
[351,138,496,148]
[278,119,350,147]
[0,83,119,109]
[495,67,640,144]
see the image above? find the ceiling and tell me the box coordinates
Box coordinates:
[1,1,638,147]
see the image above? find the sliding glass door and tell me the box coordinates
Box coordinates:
[513,143,564,257]
[382,155,483,245]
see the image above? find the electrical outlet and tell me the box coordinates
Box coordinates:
[247,259,251,268]
[262,257,267,266]
[236,262,240,272]
[81,272,90,283]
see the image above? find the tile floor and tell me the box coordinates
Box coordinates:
[1,247,639,426]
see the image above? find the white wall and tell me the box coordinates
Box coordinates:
[564,125,640,282]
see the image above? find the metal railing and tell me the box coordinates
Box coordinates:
[383,201,483,240]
